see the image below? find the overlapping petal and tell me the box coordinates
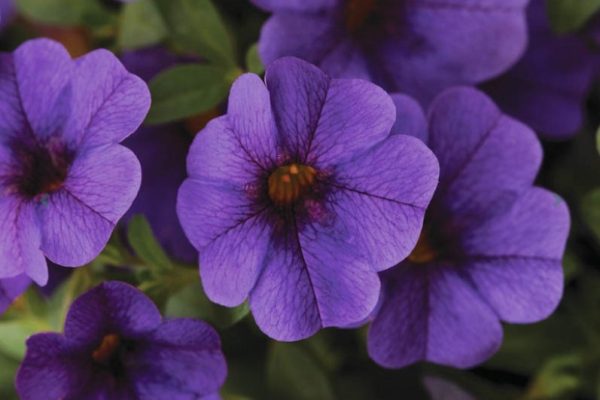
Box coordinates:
[38,145,141,266]
[16,333,88,400]
[63,49,151,148]
[131,319,227,398]
[64,282,162,347]
[462,187,570,323]
[368,264,503,368]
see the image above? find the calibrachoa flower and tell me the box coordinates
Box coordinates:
[368,87,570,368]
[0,39,149,285]
[483,0,599,139]
[16,281,227,400]
[252,0,529,104]
[177,57,439,341]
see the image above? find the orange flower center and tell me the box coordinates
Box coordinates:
[407,230,437,264]
[92,334,121,365]
[268,163,317,205]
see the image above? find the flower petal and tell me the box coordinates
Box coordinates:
[0,274,30,313]
[389,94,428,141]
[483,0,598,139]
[428,87,542,227]
[131,319,227,398]
[0,53,27,143]
[266,58,396,165]
[259,13,343,68]
[16,333,87,400]
[330,134,439,270]
[64,281,162,347]
[177,179,270,307]
[379,0,528,104]
[250,223,380,341]
[13,39,73,139]
[368,264,502,368]
[38,145,141,266]
[0,196,47,285]
[63,49,150,148]
[462,187,570,323]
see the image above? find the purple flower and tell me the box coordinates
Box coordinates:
[177,57,439,341]
[121,47,197,262]
[483,0,600,139]
[16,281,227,400]
[252,0,529,105]
[368,87,570,368]
[0,39,149,285]
[0,0,15,31]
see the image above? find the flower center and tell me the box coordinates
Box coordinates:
[92,334,121,365]
[407,229,437,264]
[268,163,317,205]
[10,138,73,199]
[345,0,378,33]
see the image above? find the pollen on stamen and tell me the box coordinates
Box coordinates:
[92,333,121,365]
[407,229,437,264]
[268,163,317,205]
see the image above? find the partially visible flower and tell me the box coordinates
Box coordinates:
[483,0,600,139]
[121,46,198,262]
[16,281,227,400]
[0,274,29,313]
[368,87,570,368]
[0,39,149,285]
[0,0,15,31]
[177,57,439,341]
[252,0,529,104]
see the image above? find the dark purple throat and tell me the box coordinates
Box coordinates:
[7,137,74,200]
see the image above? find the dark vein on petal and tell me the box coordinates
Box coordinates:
[328,181,425,210]
[435,113,502,199]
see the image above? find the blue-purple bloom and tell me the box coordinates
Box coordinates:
[16,281,227,400]
[483,0,600,139]
[177,57,439,341]
[368,87,570,368]
[252,0,529,105]
[0,39,149,285]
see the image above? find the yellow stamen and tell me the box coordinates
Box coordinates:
[92,334,120,364]
[408,230,437,264]
[268,163,316,205]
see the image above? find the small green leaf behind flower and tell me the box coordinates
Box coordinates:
[146,64,230,125]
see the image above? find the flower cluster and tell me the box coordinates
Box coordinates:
[0,0,588,398]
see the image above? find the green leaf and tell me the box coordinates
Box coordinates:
[165,283,249,329]
[46,268,99,330]
[127,215,173,272]
[0,319,47,360]
[117,0,167,50]
[524,354,583,400]
[154,0,236,67]
[245,43,264,75]
[147,64,229,124]
[267,342,335,400]
[15,0,109,27]
[546,0,600,34]
[581,188,600,244]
